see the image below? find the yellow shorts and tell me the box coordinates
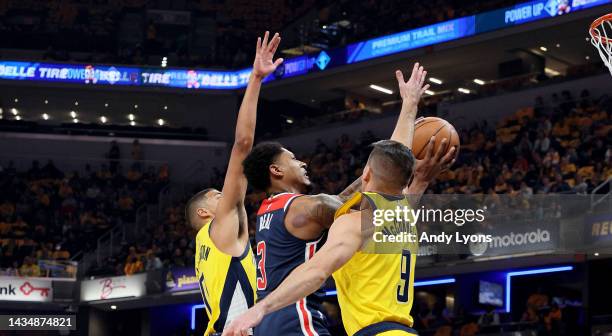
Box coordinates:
[377,331,418,336]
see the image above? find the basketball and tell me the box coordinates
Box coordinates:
[413,117,460,160]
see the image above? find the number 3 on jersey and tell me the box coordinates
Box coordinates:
[256,241,267,290]
[397,249,411,303]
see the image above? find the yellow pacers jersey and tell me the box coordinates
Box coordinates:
[333,192,418,336]
[195,221,257,335]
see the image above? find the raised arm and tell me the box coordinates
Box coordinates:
[222,212,363,336]
[334,64,430,202]
[391,63,429,148]
[210,32,284,256]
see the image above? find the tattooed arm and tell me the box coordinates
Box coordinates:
[283,193,344,240]
[337,177,362,202]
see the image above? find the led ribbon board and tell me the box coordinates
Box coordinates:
[0,0,609,89]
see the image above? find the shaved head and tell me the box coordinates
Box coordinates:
[185,188,220,230]
[366,140,415,190]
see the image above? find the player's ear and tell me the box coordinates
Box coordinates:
[269,163,284,178]
[362,165,372,184]
[196,207,212,218]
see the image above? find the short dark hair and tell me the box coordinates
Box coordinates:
[243,142,284,191]
[367,140,415,187]
[185,188,216,228]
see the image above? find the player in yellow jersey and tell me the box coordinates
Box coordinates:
[223,67,455,336]
[186,31,284,336]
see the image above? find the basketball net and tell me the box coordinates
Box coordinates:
[590,14,612,76]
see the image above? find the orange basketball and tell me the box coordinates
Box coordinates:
[412,117,460,160]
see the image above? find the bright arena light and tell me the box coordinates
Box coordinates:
[369,84,393,95]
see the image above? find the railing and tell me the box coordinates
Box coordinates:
[158,184,172,218]
[95,223,126,266]
[181,159,207,196]
[0,153,168,175]
[79,159,210,275]
[591,177,612,210]
[132,204,148,240]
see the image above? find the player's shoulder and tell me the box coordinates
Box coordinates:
[291,193,339,206]
[257,192,302,215]
[334,210,362,223]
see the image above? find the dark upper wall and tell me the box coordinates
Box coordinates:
[0,85,239,141]
[0,132,228,184]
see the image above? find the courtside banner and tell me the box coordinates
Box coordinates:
[0,277,53,302]
[585,213,612,245]
[80,273,147,301]
[165,267,198,292]
[357,194,599,257]
[476,0,611,33]
[0,61,139,85]
[346,17,476,63]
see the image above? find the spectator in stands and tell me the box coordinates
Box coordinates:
[534,131,551,155]
[19,256,41,277]
[118,192,135,221]
[145,249,162,271]
[544,302,562,334]
[107,141,120,173]
[459,318,479,336]
[42,160,63,179]
[2,261,20,276]
[171,248,185,267]
[124,254,143,275]
[131,139,143,163]
[478,306,500,326]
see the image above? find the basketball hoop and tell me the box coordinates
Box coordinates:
[590,13,612,75]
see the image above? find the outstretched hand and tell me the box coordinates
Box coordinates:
[252,31,284,79]
[412,136,456,184]
[221,304,265,336]
[395,63,430,105]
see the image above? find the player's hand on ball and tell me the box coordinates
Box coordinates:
[413,136,456,183]
[395,63,430,104]
[221,305,264,336]
[252,31,284,79]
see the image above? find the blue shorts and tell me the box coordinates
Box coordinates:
[254,298,330,336]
